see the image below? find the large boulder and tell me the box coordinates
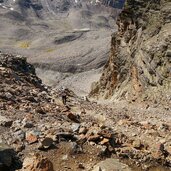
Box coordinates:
[0,143,21,170]
[21,153,54,171]
[92,158,132,171]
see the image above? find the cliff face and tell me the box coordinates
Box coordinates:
[90,0,171,104]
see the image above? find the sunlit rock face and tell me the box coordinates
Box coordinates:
[90,0,171,105]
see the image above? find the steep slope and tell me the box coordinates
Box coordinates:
[1,53,171,171]
[90,0,171,105]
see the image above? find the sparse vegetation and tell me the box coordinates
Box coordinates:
[18,41,31,48]
[46,48,55,53]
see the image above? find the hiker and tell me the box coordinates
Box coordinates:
[61,88,67,105]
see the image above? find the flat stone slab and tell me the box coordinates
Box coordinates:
[92,158,132,171]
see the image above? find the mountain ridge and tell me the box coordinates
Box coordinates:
[90,0,171,106]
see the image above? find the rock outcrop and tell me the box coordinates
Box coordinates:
[90,0,171,105]
[0,143,21,171]
[21,154,54,171]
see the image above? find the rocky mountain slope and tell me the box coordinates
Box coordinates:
[0,52,135,171]
[1,52,171,171]
[90,0,171,105]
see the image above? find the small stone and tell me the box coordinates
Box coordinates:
[166,50,171,57]
[57,132,74,141]
[131,133,137,137]
[78,163,85,169]
[62,155,68,161]
[99,124,106,129]
[79,127,88,134]
[67,113,79,123]
[118,119,129,126]
[41,137,53,149]
[132,139,141,149]
[76,135,87,145]
[14,144,25,152]
[88,134,100,142]
[71,123,80,132]
[51,135,58,142]
[89,141,96,146]
[140,121,149,125]
[14,130,25,141]
[0,116,13,127]
[26,132,38,144]
[70,142,83,154]
[98,130,113,139]
[100,138,109,145]
[23,122,34,128]
[35,107,46,114]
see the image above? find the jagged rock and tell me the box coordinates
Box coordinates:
[71,123,80,132]
[88,134,101,142]
[22,153,54,171]
[57,132,75,141]
[14,144,25,153]
[0,143,13,167]
[78,163,85,169]
[14,130,25,141]
[166,50,171,57]
[0,115,13,127]
[98,129,114,139]
[69,142,83,154]
[132,139,142,149]
[35,106,46,115]
[0,143,21,170]
[79,127,88,134]
[26,131,39,144]
[22,118,34,128]
[100,138,109,145]
[61,154,68,161]
[67,113,80,123]
[39,137,53,150]
[92,158,132,171]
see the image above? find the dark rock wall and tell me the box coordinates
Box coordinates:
[90,0,171,104]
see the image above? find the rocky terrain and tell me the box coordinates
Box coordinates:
[90,0,171,105]
[0,0,171,171]
[1,51,171,171]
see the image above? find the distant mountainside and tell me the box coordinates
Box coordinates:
[0,0,123,72]
[0,0,124,95]
[0,0,124,21]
